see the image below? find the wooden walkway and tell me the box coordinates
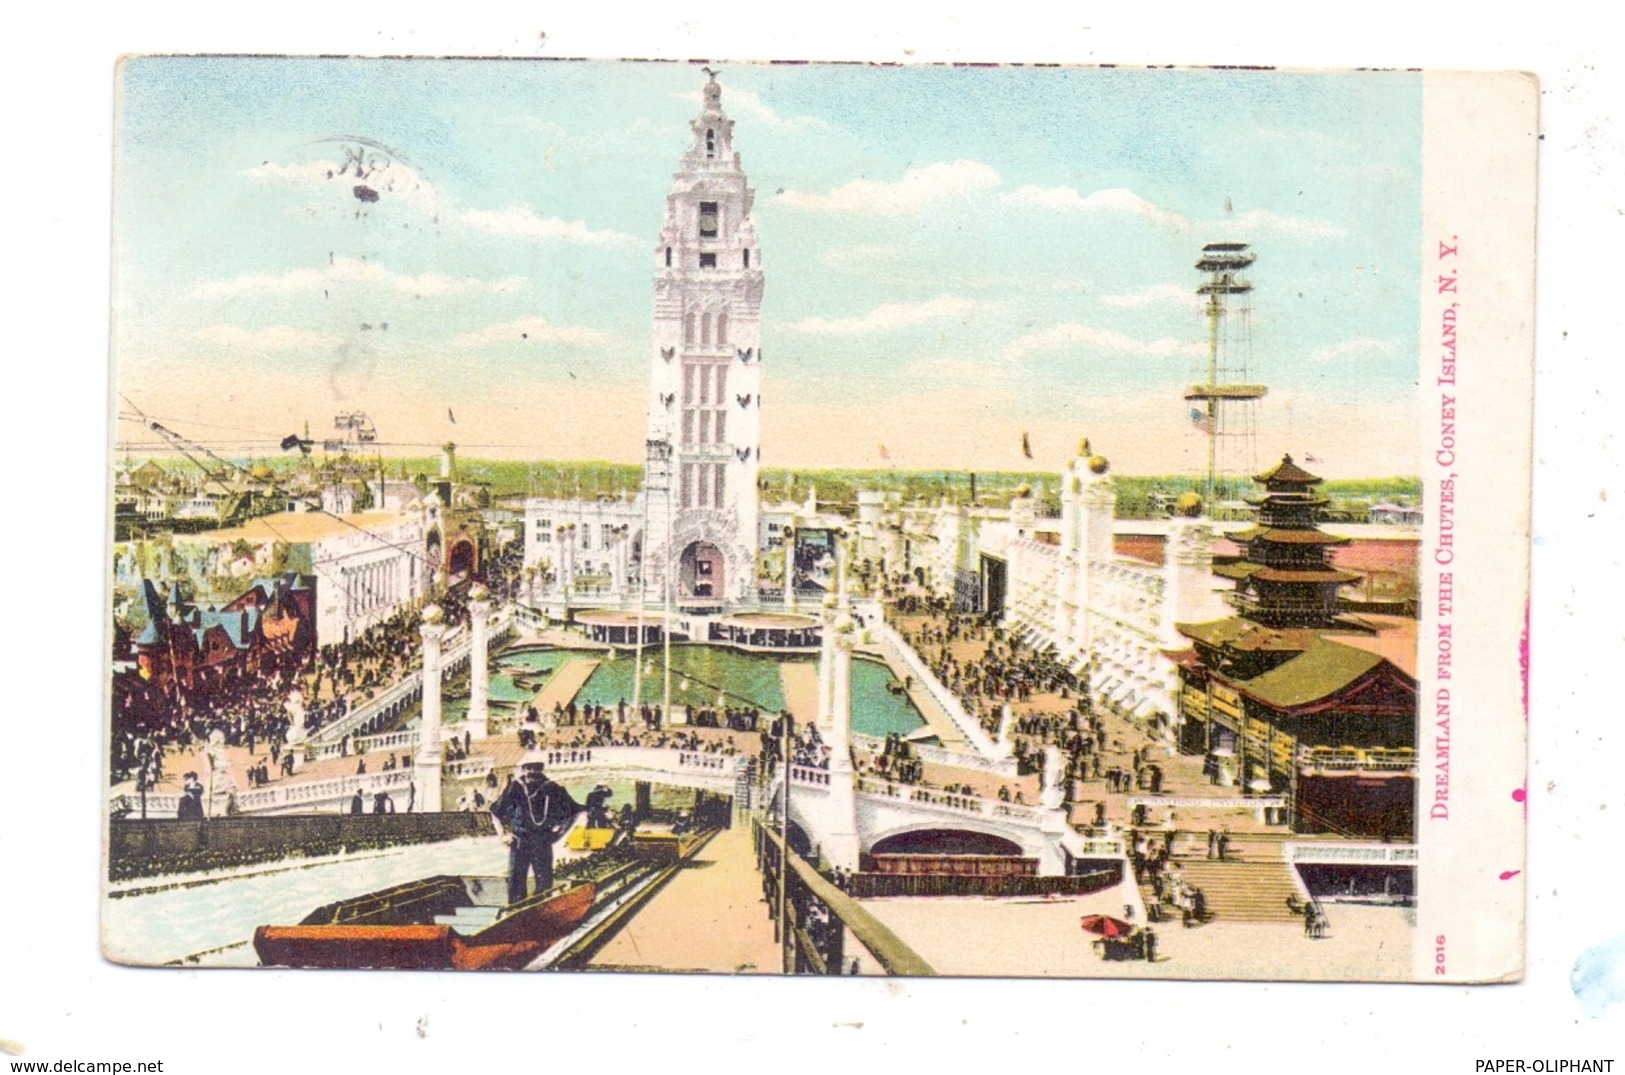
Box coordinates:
[779,662,820,721]
[531,657,600,714]
[586,825,784,974]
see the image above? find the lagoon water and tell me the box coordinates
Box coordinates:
[438,643,926,739]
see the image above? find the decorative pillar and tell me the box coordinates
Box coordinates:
[1037,743,1072,875]
[415,604,445,812]
[1079,449,1114,658]
[820,609,861,871]
[816,595,836,730]
[783,525,798,611]
[468,584,491,739]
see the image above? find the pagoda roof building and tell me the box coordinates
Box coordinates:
[1211,454,1361,628]
[1173,456,1418,839]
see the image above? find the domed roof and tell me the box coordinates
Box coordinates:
[1174,492,1204,517]
[1087,455,1110,475]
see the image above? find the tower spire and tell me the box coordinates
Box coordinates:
[644,72,763,608]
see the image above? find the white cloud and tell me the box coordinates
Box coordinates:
[192,325,344,353]
[1002,185,1188,229]
[243,158,441,213]
[1099,283,1197,309]
[777,160,1001,214]
[245,157,635,245]
[1228,208,1348,240]
[1308,337,1402,364]
[458,205,638,246]
[190,257,526,300]
[817,243,904,271]
[1005,323,1204,360]
[449,316,616,350]
[785,295,999,336]
[668,88,830,131]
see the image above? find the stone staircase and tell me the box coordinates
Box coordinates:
[1160,855,1304,924]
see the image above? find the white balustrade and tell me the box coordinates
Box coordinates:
[1287,842,1420,864]
[854,775,1043,826]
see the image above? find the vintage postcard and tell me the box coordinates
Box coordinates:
[104,59,1533,981]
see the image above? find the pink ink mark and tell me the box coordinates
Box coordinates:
[1499,870,1521,881]
[1513,785,1528,820]
[1520,597,1530,721]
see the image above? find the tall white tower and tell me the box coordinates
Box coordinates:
[643,71,764,605]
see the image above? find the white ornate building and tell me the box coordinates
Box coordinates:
[643,72,764,606]
[878,442,1231,744]
[524,73,766,610]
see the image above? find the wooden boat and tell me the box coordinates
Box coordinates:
[253,874,594,971]
[627,827,711,865]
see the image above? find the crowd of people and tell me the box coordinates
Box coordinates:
[887,600,1080,755]
[111,592,478,792]
[866,732,923,784]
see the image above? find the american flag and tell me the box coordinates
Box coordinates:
[1189,407,1214,434]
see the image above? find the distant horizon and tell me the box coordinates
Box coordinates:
[114,449,1422,492]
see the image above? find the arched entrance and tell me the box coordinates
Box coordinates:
[870,829,1024,857]
[448,538,476,578]
[678,541,724,599]
[865,828,1034,880]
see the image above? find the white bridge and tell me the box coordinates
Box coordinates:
[127,745,1118,875]
[779,765,1120,872]
[118,595,1128,876]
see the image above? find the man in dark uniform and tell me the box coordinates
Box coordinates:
[490,752,611,904]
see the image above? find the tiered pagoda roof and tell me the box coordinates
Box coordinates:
[1220,454,1359,627]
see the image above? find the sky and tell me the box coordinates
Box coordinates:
[113,59,1423,478]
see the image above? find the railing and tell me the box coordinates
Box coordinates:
[306,610,513,750]
[846,867,1121,900]
[444,755,494,779]
[790,764,831,787]
[309,674,423,752]
[108,811,492,882]
[753,819,935,976]
[1287,842,1420,865]
[514,745,746,787]
[1297,746,1418,773]
[1126,795,1286,812]
[854,776,1042,826]
[150,743,748,819]
[353,729,418,754]
[132,767,418,818]
[866,618,1000,758]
